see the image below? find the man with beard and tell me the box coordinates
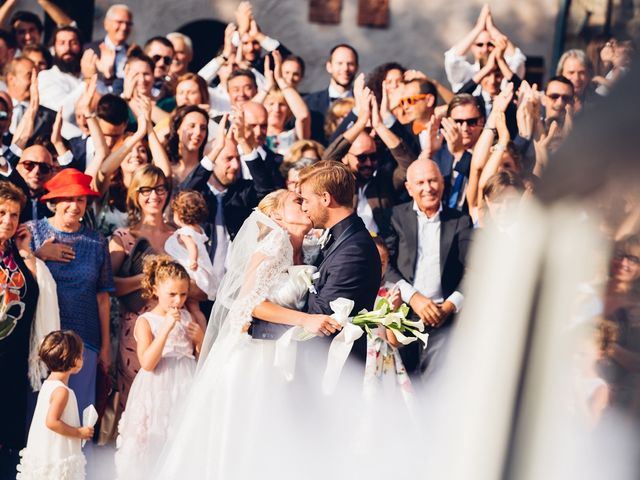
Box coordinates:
[38,26,95,139]
[304,44,358,144]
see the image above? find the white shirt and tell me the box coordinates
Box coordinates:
[356,183,378,233]
[104,35,128,79]
[328,84,353,101]
[238,147,263,180]
[396,203,463,311]
[9,98,28,135]
[444,46,527,93]
[37,65,84,139]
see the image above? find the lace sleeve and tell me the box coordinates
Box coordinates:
[227,228,291,328]
[199,211,293,364]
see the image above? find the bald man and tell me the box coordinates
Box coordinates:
[384,159,473,377]
[0,144,56,222]
[239,101,284,186]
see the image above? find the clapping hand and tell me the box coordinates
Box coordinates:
[96,43,116,79]
[440,117,465,158]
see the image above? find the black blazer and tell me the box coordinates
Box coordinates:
[304,88,331,145]
[385,202,473,300]
[250,213,381,346]
[176,157,275,262]
[258,146,285,189]
[2,148,53,223]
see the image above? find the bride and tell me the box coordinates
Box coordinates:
[154,189,342,479]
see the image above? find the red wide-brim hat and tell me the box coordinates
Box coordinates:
[40,168,100,202]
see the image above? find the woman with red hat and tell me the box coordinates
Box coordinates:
[26,168,115,416]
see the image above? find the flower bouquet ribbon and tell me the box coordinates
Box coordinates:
[274,297,354,382]
[321,298,362,394]
[322,297,430,395]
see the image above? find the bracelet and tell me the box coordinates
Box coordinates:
[84,112,97,119]
[483,127,497,135]
[491,144,506,153]
[20,251,35,260]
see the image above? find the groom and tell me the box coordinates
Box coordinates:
[249,160,381,355]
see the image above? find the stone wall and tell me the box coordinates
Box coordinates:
[94,0,564,91]
[14,0,563,90]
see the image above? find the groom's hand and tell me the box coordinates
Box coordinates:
[303,314,342,336]
[409,292,443,327]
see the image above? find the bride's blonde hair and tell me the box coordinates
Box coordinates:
[258,189,290,219]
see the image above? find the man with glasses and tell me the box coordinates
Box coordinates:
[431,94,486,212]
[444,4,525,93]
[143,36,175,101]
[0,144,55,222]
[85,4,133,95]
[167,32,193,77]
[542,75,575,127]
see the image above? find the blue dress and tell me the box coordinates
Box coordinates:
[28,218,114,412]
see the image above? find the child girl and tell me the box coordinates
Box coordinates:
[115,255,205,480]
[17,330,93,480]
[363,236,413,398]
[164,190,217,300]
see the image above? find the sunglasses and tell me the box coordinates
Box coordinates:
[151,55,172,66]
[19,160,52,174]
[351,152,377,163]
[137,184,169,196]
[614,251,640,265]
[399,94,429,107]
[546,93,574,104]
[475,42,495,48]
[452,116,482,127]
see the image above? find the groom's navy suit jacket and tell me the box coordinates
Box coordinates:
[250,213,381,352]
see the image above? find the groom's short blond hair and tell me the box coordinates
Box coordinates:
[298,160,354,208]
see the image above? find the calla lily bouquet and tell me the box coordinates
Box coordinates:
[352,297,429,348]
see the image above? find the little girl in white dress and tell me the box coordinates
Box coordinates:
[165,190,217,300]
[115,256,204,480]
[17,330,93,480]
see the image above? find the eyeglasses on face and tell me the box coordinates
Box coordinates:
[546,93,574,104]
[614,251,640,265]
[151,55,172,66]
[399,94,429,107]
[137,184,169,196]
[451,116,482,127]
[350,152,377,164]
[19,160,52,174]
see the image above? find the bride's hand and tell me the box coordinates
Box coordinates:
[303,314,342,336]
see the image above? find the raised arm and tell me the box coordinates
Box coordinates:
[12,69,39,150]
[0,0,16,28]
[38,0,73,26]
[451,4,490,57]
[271,51,310,139]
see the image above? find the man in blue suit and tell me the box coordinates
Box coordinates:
[304,44,359,145]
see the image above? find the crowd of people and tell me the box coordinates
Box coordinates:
[0,1,637,479]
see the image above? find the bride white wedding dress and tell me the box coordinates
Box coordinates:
[154,210,326,479]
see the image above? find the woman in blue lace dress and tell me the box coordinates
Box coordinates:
[27,169,115,414]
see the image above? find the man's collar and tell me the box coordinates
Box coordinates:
[412,201,442,222]
[328,84,353,100]
[104,36,125,51]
